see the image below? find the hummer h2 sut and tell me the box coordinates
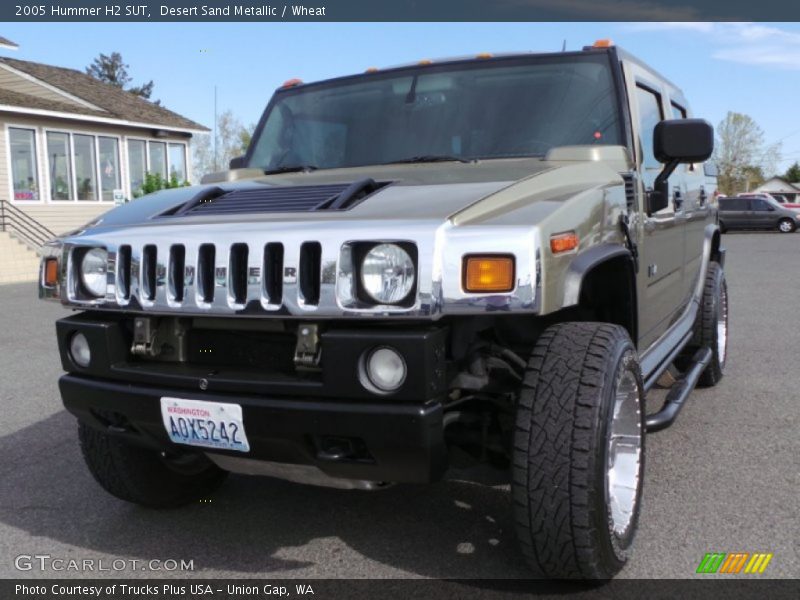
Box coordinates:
[40,41,727,579]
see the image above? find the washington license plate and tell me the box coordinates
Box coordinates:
[160,397,250,453]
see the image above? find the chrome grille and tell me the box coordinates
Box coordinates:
[107,240,324,314]
[57,220,539,318]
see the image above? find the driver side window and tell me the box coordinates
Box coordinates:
[635,84,663,171]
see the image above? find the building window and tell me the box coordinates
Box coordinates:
[73,134,98,201]
[168,143,187,183]
[9,127,39,201]
[98,136,121,202]
[46,131,73,201]
[148,141,167,179]
[128,139,146,196]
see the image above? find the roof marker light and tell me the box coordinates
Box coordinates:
[418,59,433,65]
[593,39,614,48]
[365,67,379,73]
[475,52,493,59]
[281,78,303,88]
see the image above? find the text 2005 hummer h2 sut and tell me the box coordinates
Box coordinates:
[40,41,727,579]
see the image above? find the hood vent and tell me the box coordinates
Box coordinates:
[160,179,390,217]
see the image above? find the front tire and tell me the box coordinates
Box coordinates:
[78,422,228,508]
[778,218,795,233]
[512,323,645,579]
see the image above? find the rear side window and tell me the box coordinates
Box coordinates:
[635,85,663,170]
[720,198,748,211]
[670,102,687,120]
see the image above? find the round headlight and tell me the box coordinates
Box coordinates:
[69,332,91,368]
[81,248,108,297]
[360,244,415,304]
[364,347,407,392]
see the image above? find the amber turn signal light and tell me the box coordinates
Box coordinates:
[463,255,515,293]
[550,232,579,254]
[44,258,59,286]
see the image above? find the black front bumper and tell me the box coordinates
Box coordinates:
[61,375,447,483]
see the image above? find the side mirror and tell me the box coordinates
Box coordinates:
[229,156,247,169]
[647,119,714,215]
[654,119,714,164]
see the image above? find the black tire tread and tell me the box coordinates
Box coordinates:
[512,322,640,579]
[695,262,726,387]
[78,423,227,508]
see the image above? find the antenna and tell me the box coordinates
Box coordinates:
[562,40,567,52]
[213,84,217,172]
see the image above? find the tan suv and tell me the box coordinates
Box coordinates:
[40,40,727,579]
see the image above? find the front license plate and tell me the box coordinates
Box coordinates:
[160,397,250,453]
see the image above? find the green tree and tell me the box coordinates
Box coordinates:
[192,110,256,178]
[86,52,159,103]
[713,112,780,195]
[783,161,800,183]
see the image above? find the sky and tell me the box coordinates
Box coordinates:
[2,21,800,173]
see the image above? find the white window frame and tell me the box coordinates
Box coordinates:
[167,141,189,184]
[97,135,123,202]
[126,136,150,198]
[147,140,169,180]
[42,127,123,204]
[5,123,45,205]
[125,138,190,196]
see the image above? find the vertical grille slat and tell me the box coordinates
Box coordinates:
[299,241,322,306]
[117,245,131,300]
[198,244,216,304]
[169,244,186,302]
[142,245,157,301]
[263,242,284,306]
[229,243,249,305]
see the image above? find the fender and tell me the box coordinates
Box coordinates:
[561,243,633,308]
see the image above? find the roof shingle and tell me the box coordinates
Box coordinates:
[0,56,209,132]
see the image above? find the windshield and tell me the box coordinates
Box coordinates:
[247,54,623,171]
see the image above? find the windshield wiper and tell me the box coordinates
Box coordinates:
[263,164,318,175]
[383,155,474,165]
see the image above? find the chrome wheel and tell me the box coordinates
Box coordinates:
[717,281,728,365]
[779,219,794,233]
[606,366,643,538]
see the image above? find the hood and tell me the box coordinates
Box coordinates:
[73,149,629,234]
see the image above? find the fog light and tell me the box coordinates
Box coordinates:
[69,332,91,368]
[364,347,407,392]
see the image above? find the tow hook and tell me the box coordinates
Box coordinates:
[131,317,158,357]
[294,323,321,370]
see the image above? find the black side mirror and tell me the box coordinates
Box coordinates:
[647,119,714,215]
[654,119,714,164]
[229,156,247,169]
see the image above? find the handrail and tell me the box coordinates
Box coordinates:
[0,200,57,251]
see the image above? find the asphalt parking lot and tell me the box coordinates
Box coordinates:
[0,232,797,581]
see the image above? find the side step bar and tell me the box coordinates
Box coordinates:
[646,347,713,433]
